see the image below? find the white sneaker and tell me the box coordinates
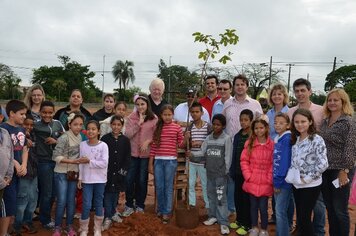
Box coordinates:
[102,218,112,231]
[249,227,260,236]
[220,225,230,235]
[203,217,217,226]
[111,213,123,223]
[259,229,269,236]
[122,206,134,217]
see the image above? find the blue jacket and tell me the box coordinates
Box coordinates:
[273,131,292,189]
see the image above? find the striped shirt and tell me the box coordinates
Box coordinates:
[150,122,184,159]
[191,122,209,152]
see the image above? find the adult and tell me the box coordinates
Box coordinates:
[23,84,45,122]
[223,74,263,137]
[54,89,92,129]
[199,75,220,118]
[287,78,325,236]
[212,79,232,118]
[92,94,115,122]
[123,94,158,216]
[174,89,210,126]
[320,88,356,236]
[148,78,168,116]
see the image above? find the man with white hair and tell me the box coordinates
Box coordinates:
[148,78,168,116]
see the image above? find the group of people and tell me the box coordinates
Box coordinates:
[0,74,354,236]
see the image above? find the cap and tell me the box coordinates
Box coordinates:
[186,89,195,94]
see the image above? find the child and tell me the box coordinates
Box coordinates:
[229,109,253,235]
[240,118,274,236]
[101,115,131,230]
[34,100,64,229]
[285,108,328,236]
[93,94,115,122]
[149,104,184,224]
[273,113,292,236]
[78,120,109,236]
[13,113,38,234]
[0,100,28,235]
[100,101,127,137]
[195,114,232,235]
[186,102,211,209]
[52,112,84,236]
[0,127,14,236]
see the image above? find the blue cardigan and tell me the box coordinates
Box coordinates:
[273,131,292,189]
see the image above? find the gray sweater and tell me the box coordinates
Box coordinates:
[0,128,14,189]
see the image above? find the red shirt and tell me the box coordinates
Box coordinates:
[199,94,221,118]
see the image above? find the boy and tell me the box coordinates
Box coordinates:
[193,114,232,235]
[230,109,254,235]
[13,113,38,234]
[0,100,28,236]
[186,102,211,209]
[34,101,64,229]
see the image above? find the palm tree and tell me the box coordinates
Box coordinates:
[112,60,135,98]
[52,79,67,101]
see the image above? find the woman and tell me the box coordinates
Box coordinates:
[320,88,356,236]
[123,94,157,216]
[54,89,92,129]
[23,84,45,122]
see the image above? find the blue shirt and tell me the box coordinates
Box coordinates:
[266,105,289,140]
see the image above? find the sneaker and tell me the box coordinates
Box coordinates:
[259,229,269,236]
[111,213,123,223]
[220,225,230,235]
[289,224,297,234]
[203,217,217,226]
[249,227,260,236]
[162,215,170,224]
[52,227,61,236]
[102,218,112,231]
[135,206,144,213]
[229,221,240,229]
[65,226,77,236]
[74,212,81,219]
[22,224,38,234]
[122,206,134,217]
[236,225,249,235]
[43,221,55,230]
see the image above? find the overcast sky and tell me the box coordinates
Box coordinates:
[1,0,355,96]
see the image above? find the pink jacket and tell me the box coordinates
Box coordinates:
[125,111,158,158]
[241,137,274,197]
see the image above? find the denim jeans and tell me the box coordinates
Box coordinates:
[227,175,235,212]
[313,193,326,236]
[207,175,229,226]
[37,161,55,225]
[154,159,177,215]
[13,177,38,230]
[104,192,119,219]
[81,183,106,220]
[125,157,149,209]
[54,173,77,227]
[274,188,293,236]
[322,169,354,236]
[250,195,268,230]
[188,162,209,208]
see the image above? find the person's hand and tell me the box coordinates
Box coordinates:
[338,170,350,187]
[14,161,26,176]
[45,137,56,145]
[140,139,151,153]
[4,176,11,186]
[191,140,203,148]
[185,150,191,160]
[26,138,34,148]
[139,113,146,125]
[77,156,90,164]
[148,163,154,175]
[77,180,82,189]
[184,131,191,140]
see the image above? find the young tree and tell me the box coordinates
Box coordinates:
[112,60,135,100]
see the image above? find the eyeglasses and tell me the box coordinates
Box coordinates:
[218,88,230,91]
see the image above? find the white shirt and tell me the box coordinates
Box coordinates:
[174,102,210,123]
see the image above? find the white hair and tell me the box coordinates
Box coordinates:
[149,78,165,92]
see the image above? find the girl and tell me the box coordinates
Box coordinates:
[273,113,292,236]
[100,101,128,137]
[101,115,131,230]
[285,108,328,236]
[240,118,274,236]
[52,112,83,236]
[93,94,115,122]
[78,120,109,236]
[23,84,45,122]
[123,95,157,216]
[198,114,232,235]
[320,88,355,236]
[149,104,184,224]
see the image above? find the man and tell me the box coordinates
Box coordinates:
[199,75,220,118]
[148,78,168,116]
[212,79,232,118]
[223,74,263,137]
[174,89,210,127]
[287,78,325,236]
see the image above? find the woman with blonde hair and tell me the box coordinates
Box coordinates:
[23,84,45,122]
[320,88,356,236]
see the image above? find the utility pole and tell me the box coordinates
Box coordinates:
[168,56,172,104]
[287,64,294,94]
[332,57,337,72]
[268,56,272,87]
[102,55,105,98]
[307,73,309,81]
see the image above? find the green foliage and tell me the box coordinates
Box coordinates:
[32,55,101,102]
[310,93,327,106]
[324,65,356,92]
[193,29,239,79]
[158,59,200,105]
[112,60,135,100]
[344,80,356,102]
[113,86,141,102]
[0,63,22,99]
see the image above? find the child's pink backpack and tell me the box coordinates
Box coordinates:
[349,174,356,205]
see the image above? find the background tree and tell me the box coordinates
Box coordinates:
[32,55,101,102]
[344,80,356,103]
[52,79,67,101]
[113,85,141,103]
[112,60,135,101]
[0,63,22,99]
[158,59,200,105]
[324,64,356,92]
